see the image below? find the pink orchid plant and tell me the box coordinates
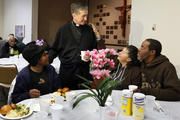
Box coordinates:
[73,49,123,108]
[84,49,117,86]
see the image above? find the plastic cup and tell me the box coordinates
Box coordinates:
[81,51,85,61]
[66,91,76,102]
[50,104,63,120]
[112,91,122,109]
[54,96,64,104]
[128,85,138,91]
[145,95,156,112]
[39,98,51,113]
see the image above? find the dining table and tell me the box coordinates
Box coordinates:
[0,54,60,73]
[0,90,179,120]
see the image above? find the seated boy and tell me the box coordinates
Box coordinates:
[12,40,61,103]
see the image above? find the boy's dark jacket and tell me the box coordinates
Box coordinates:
[12,65,60,103]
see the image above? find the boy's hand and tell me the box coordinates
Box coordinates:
[29,89,40,98]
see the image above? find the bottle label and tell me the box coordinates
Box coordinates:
[121,97,132,115]
[132,103,144,120]
[122,97,128,106]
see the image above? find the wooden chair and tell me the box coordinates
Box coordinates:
[0,64,18,86]
[0,64,18,106]
[7,76,17,104]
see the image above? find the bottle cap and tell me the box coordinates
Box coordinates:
[122,89,133,98]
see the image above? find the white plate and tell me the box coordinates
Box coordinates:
[0,107,33,120]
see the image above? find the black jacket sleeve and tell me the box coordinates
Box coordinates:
[48,28,62,63]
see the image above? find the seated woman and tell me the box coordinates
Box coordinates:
[112,45,141,90]
[12,40,61,103]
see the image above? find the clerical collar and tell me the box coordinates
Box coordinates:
[72,21,81,27]
[75,23,80,27]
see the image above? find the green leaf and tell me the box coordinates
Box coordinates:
[76,74,93,86]
[73,74,125,108]
[98,76,109,89]
[93,78,98,88]
[77,74,101,98]
[73,93,96,108]
[80,84,98,97]
[80,83,91,89]
[92,79,101,94]
[74,92,94,99]
[102,79,123,92]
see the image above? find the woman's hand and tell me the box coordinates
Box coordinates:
[89,23,100,36]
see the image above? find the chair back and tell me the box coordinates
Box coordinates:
[0,64,18,84]
[7,76,17,104]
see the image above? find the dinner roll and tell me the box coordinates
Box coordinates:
[62,87,70,93]
[10,104,17,109]
[0,105,12,115]
[57,88,63,93]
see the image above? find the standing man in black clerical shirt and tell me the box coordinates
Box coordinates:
[48,2,97,90]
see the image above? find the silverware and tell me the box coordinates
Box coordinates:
[154,101,167,115]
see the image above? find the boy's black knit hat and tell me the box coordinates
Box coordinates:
[22,41,45,66]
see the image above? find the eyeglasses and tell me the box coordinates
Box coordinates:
[42,51,48,56]
[44,51,48,54]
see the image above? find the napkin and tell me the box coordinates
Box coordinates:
[31,103,40,112]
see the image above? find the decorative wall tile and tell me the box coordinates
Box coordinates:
[106,35,109,39]
[89,0,132,50]
[114,35,118,39]
[99,18,102,21]
[103,22,106,25]
[114,26,118,29]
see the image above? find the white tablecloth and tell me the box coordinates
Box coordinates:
[1,90,179,120]
[0,54,60,73]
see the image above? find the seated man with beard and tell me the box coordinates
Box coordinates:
[0,37,20,58]
[137,38,180,101]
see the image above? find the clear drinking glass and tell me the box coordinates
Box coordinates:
[39,98,51,113]
[49,104,63,120]
[145,95,156,113]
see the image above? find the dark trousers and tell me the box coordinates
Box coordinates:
[59,62,92,90]
[0,86,9,107]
